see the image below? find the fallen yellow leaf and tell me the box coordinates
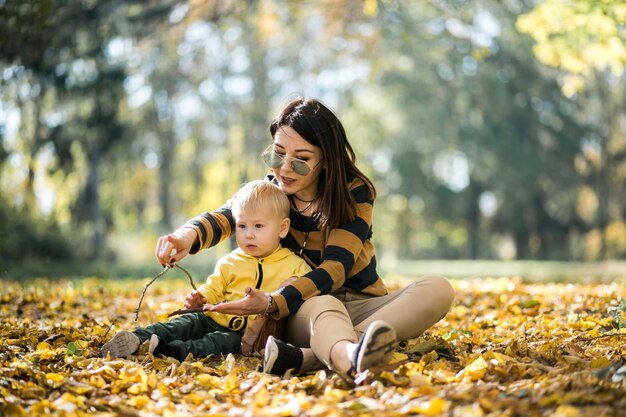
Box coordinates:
[457,356,487,382]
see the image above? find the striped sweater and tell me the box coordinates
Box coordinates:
[185,176,388,319]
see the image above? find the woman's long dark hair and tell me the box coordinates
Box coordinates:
[269,97,376,229]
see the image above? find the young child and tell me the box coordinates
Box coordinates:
[101,180,311,361]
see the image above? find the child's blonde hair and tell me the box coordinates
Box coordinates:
[231,180,290,219]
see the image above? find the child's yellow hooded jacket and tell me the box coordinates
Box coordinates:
[196,245,311,332]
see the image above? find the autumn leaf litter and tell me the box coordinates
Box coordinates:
[1,276,625,416]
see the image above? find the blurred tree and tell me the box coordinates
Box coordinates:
[517,0,626,259]
[351,0,592,260]
[0,0,181,259]
[464,1,589,260]
[516,0,626,96]
[1,0,625,266]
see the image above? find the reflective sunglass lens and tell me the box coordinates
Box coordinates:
[262,152,311,175]
[271,154,284,169]
[263,152,282,169]
[291,160,310,176]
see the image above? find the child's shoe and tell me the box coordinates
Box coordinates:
[101,330,140,358]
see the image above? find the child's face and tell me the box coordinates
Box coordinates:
[234,204,290,258]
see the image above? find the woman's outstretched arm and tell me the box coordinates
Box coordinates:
[155,201,234,265]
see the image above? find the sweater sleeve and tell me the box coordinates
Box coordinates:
[183,201,235,254]
[270,180,376,319]
[183,176,277,253]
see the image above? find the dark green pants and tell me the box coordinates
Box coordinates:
[133,313,242,361]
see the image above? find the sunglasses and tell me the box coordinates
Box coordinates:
[262,150,320,176]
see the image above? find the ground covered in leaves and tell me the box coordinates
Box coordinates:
[1,274,625,417]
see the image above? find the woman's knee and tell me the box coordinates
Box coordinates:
[431,275,455,306]
[408,275,455,311]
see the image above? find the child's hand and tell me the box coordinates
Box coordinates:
[183,290,207,309]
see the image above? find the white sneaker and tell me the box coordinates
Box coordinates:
[101,330,140,358]
[351,320,396,374]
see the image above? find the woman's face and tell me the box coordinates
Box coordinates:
[271,126,324,200]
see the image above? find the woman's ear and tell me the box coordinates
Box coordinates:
[279,218,290,238]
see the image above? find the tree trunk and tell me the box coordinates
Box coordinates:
[514,228,529,259]
[466,181,482,259]
[159,133,174,230]
[23,82,45,214]
[596,72,613,260]
[88,141,103,260]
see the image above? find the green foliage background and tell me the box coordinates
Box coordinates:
[1,0,626,273]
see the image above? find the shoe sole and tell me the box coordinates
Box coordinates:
[263,335,279,373]
[355,320,396,373]
[101,331,140,358]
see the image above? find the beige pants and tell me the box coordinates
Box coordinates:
[284,275,455,368]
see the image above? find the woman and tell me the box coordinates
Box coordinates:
[156,97,455,376]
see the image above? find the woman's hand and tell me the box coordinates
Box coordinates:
[183,290,207,310]
[205,287,268,316]
[156,228,196,266]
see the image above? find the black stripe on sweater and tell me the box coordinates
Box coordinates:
[336,217,370,243]
[344,256,379,292]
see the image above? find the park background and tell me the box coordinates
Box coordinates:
[2,2,626,416]
[1,0,626,280]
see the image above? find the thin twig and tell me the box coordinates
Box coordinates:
[175,263,197,290]
[133,264,198,321]
[167,307,205,317]
[102,321,115,341]
[134,265,172,321]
